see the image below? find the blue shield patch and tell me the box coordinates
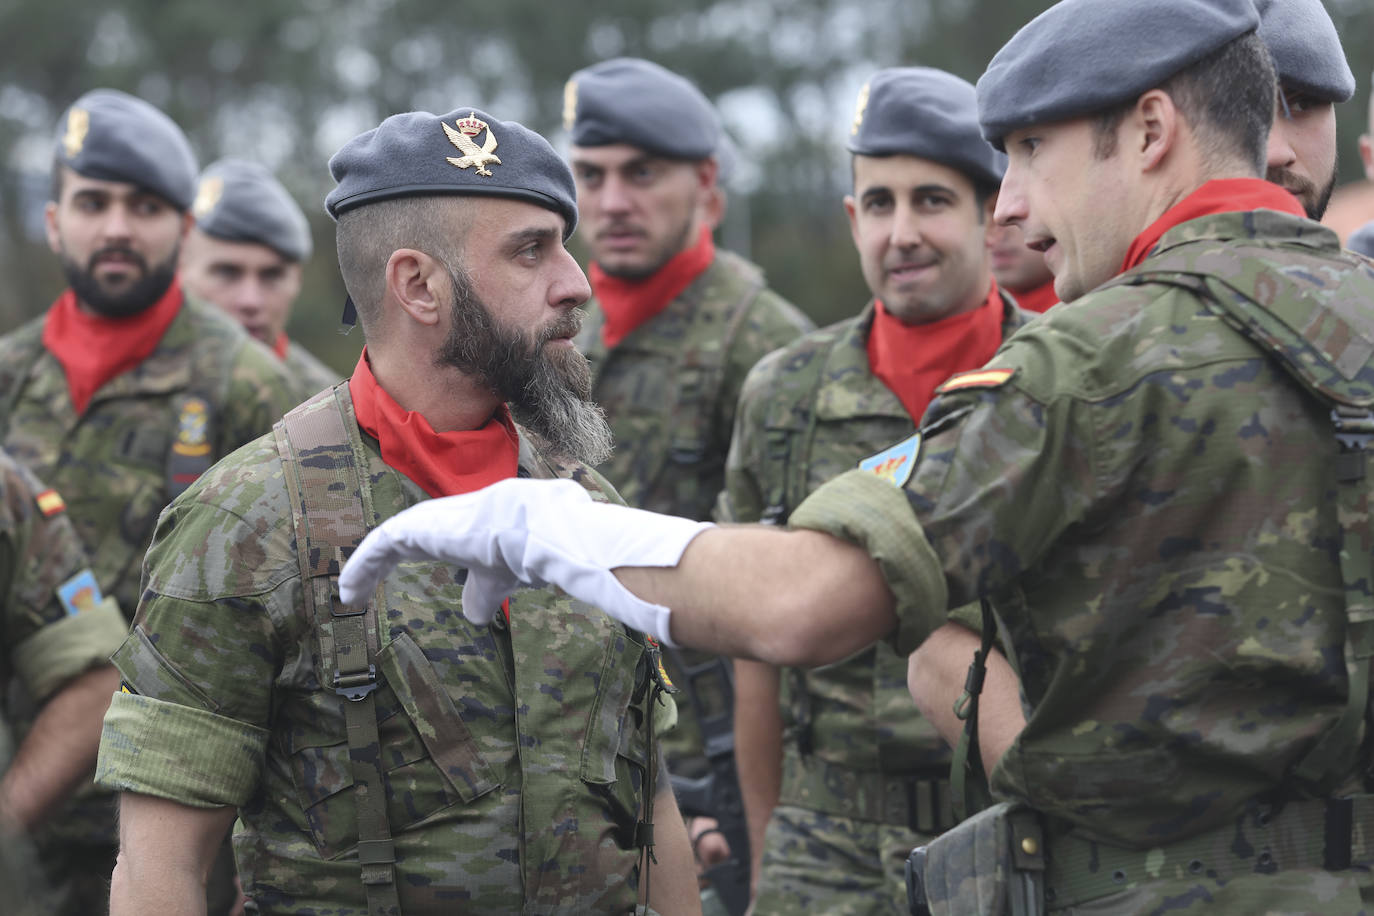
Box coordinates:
[57,568,103,616]
[858,432,921,487]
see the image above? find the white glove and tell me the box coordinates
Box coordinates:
[337,478,711,645]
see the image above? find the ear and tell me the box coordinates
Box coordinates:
[44,201,60,254]
[1360,134,1373,179]
[694,157,719,191]
[178,209,194,241]
[843,194,860,246]
[1134,89,1178,172]
[385,248,446,328]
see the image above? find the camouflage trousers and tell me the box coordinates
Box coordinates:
[752,803,935,916]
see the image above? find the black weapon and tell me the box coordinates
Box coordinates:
[666,651,750,916]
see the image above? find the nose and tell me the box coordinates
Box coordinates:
[553,249,592,308]
[229,277,267,314]
[1266,112,1298,171]
[598,174,633,215]
[993,168,1027,228]
[889,200,922,249]
[99,201,133,242]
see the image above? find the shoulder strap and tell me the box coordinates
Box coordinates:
[272,388,402,916]
[1102,252,1374,793]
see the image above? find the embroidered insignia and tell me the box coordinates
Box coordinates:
[851,81,871,136]
[859,432,921,488]
[443,112,502,177]
[192,176,224,219]
[57,568,103,616]
[562,79,578,132]
[35,488,65,517]
[172,396,211,458]
[63,107,90,159]
[935,367,1017,394]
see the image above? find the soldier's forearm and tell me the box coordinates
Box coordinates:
[110,792,236,916]
[615,527,896,666]
[0,664,118,832]
[644,787,703,916]
[732,658,783,895]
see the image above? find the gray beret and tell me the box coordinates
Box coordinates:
[976,0,1259,149]
[565,58,719,161]
[193,159,312,262]
[1256,0,1355,103]
[1349,221,1374,259]
[325,107,577,237]
[849,67,1005,187]
[53,88,198,210]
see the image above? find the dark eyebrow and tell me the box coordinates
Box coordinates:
[505,226,560,248]
[912,183,958,197]
[858,185,892,203]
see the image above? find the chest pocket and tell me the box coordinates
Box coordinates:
[286,631,502,859]
[579,628,653,848]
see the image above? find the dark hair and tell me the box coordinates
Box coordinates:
[1091,30,1274,173]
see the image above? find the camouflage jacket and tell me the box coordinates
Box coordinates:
[0,292,298,617]
[719,294,1028,780]
[1,449,125,723]
[576,248,814,521]
[97,385,670,915]
[283,338,342,405]
[790,210,1374,868]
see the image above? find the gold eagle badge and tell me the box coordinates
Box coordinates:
[851,82,871,136]
[63,107,90,159]
[443,113,501,177]
[192,176,224,219]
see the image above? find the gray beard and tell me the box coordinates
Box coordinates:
[436,272,613,467]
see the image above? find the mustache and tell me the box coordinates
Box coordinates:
[594,221,646,239]
[87,245,148,272]
[535,311,583,345]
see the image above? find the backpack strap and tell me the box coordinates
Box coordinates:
[1101,248,1374,793]
[272,387,401,916]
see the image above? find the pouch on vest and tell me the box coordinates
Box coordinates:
[906,801,1045,916]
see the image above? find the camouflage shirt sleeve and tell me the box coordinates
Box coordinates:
[715,346,789,524]
[1,454,125,705]
[715,289,814,469]
[218,338,302,456]
[790,322,1099,655]
[96,440,293,808]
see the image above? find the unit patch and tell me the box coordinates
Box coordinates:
[859,432,921,487]
[57,568,103,616]
[173,397,211,458]
[935,367,1016,395]
[35,488,66,517]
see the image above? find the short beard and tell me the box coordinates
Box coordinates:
[436,269,613,466]
[596,215,696,281]
[1266,165,1337,221]
[59,244,179,318]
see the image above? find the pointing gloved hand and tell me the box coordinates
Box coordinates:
[337,478,712,645]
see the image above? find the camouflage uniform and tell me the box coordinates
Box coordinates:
[97,385,674,914]
[0,292,296,904]
[0,450,126,913]
[282,338,342,405]
[719,295,1027,915]
[790,211,1374,912]
[577,248,813,767]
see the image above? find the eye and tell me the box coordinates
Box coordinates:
[1019,137,1040,155]
[131,197,167,217]
[1282,92,1320,116]
[915,193,952,211]
[862,194,893,213]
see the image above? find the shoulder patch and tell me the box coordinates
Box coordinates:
[935,367,1016,395]
[858,432,921,487]
[35,488,65,517]
[56,568,104,616]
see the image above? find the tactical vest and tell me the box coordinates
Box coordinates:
[580,250,767,522]
[268,387,669,915]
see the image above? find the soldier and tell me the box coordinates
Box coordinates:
[1258,0,1355,220]
[986,218,1055,312]
[720,68,1027,914]
[0,88,296,914]
[339,0,1374,911]
[0,453,124,913]
[97,105,696,915]
[182,158,342,402]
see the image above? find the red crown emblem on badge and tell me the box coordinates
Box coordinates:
[455,112,487,136]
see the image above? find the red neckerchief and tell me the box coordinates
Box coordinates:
[590,226,715,348]
[1013,279,1058,313]
[1121,178,1305,272]
[349,349,519,622]
[867,282,1005,422]
[349,349,519,499]
[41,281,184,414]
[272,332,290,361]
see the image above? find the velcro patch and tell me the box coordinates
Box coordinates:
[35,488,65,517]
[859,432,921,488]
[56,568,103,616]
[935,367,1016,394]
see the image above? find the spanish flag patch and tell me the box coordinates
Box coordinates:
[35,488,65,517]
[935,367,1016,394]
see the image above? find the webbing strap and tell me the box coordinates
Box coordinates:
[1292,407,1374,790]
[949,597,997,822]
[273,389,401,916]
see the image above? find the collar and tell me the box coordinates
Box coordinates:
[272,332,290,361]
[1121,178,1306,273]
[41,279,184,414]
[589,226,715,348]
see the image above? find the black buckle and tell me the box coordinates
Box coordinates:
[333,664,378,701]
[1330,407,1374,482]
